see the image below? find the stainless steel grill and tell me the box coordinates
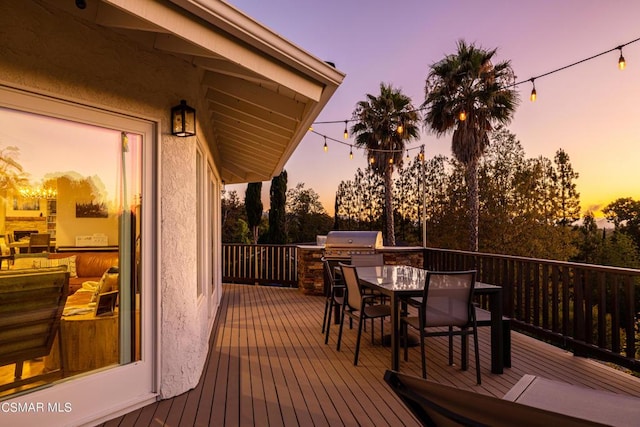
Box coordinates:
[322,230,383,260]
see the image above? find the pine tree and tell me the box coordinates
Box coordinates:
[264,171,287,244]
[245,182,263,244]
[552,149,581,226]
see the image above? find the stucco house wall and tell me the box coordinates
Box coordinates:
[1,1,215,397]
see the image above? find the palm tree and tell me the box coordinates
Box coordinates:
[351,83,420,246]
[422,40,519,251]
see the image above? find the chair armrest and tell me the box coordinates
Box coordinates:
[402,296,422,309]
[362,294,385,304]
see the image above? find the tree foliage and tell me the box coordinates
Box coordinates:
[245,182,263,244]
[261,171,288,244]
[603,197,640,251]
[552,149,581,226]
[335,126,585,261]
[335,166,384,231]
[221,190,250,243]
[286,183,332,243]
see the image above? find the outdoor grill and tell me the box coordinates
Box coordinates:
[322,230,383,260]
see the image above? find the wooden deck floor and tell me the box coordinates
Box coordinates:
[101,284,640,426]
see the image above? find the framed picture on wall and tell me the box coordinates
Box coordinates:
[6,195,45,218]
[76,201,108,218]
[13,196,40,211]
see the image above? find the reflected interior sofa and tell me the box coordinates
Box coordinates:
[12,251,118,294]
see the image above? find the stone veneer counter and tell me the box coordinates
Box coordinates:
[296,245,424,295]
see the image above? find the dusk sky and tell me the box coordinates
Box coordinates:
[234,1,640,217]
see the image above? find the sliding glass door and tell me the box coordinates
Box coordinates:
[0,86,156,424]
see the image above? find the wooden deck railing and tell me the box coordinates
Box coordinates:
[222,244,298,287]
[221,243,640,372]
[424,247,640,372]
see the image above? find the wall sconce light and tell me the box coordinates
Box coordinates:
[171,100,196,137]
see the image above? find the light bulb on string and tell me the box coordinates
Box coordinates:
[369,155,375,164]
[343,121,349,139]
[530,78,537,102]
[618,47,626,70]
[458,110,467,121]
[349,147,353,160]
[323,136,328,152]
[397,121,404,135]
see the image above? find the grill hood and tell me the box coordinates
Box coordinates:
[324,231,383,249]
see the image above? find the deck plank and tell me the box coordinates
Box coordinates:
[101,284,640,427]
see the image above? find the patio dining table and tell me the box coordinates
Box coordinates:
[355,265,505,374]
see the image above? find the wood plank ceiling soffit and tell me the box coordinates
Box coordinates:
[47,0,344,184]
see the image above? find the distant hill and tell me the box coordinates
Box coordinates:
[573,217,615,229]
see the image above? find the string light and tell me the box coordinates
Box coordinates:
[309,36,640,159]
[309,129,424,160]
[509,36,640,89]
[19,186,57,199]
[529,78,537,102]
[618,46,626,70]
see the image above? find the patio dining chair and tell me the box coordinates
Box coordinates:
[337,263,391,365]
[350,253,387,305]
[322,258,345,343]
[401,270,481,384]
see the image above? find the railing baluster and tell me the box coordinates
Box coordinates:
[625,275,635,359]
[533,263,540,327]
[552,265,559,333]
[597,271,607,349]
[542,263,549,330]
[584,270,593,345]
[221,244,298,287]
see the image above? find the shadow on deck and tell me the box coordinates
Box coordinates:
[101,284,640,426]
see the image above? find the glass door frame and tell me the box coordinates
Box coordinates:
[0,85,158,426]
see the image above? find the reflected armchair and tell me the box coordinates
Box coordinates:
[0,269,70,392]
[28,233,51,253]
